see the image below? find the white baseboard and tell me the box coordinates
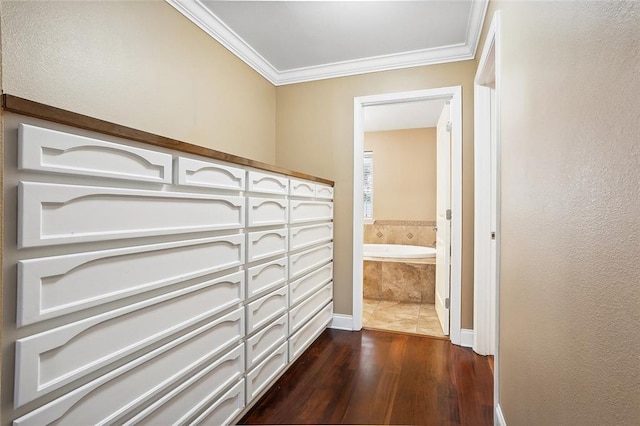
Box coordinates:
[460,328,474,347]
[496,403,507,426]
[329,314,354,331]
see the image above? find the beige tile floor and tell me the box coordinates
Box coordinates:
[363,298,446,338]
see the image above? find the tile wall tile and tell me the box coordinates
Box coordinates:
[420,264,436,303]
[380,262,423,303]
[363,221,436,247]
[363,260,382,299]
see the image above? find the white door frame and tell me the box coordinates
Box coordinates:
[473,10,503,424]
[352,86,463,346]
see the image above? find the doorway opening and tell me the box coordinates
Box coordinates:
[353,87,463,345]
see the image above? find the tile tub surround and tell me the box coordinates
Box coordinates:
[362,299,445,337]
[363,259,435,303]
[364,220,436,247]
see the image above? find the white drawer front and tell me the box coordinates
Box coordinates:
[289,302,333,362]
[289,243,333,280]
[247,170,289,195]
[191,379,245,426]
[247,228,288,262]
[246,341,288,402]
[289,223,333,252]
[289,200,333,224]
[125,346,244,426]
[289,178,315,198]
[176,157,245,190]
[246,257,288,299]
[246,286,288,334]
[247,197,288,227]
[289,283,333,335]
[15,275,244,407]
[13,310,244,425]
[18,235,244,326]
[315,184,334,200]
[289,263,333,307]
[246,314,288,370]
[19,182,245,248]
[18,124,172,184]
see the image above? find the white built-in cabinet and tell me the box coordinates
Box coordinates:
[8,123,334,425]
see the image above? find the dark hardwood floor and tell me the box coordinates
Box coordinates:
[240,328,493,425]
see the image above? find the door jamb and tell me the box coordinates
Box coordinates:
[473,9,502,421]
[352,86,463,345]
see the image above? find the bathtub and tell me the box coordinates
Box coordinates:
[363,243,436,259]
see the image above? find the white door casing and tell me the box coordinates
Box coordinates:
[489,89,498,354]
[435,103,452,335]
[473,9,501,423]
[474,12,500,357]
[352,86,462,345]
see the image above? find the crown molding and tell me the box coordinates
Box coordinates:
[166,0,280,84]
[467,0,490,58]
[276,43,473,85]
[167,0,489,86]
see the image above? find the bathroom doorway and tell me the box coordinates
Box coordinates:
[352,87,463,345]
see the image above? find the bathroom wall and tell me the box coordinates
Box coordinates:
[364,260,434,304]
[276,61,476,327]
[363,221,436,248]
[479,1,640,424]
[364,128,437,221]
[1,0,276,163]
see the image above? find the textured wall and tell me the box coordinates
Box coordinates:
[481,1,640,424]
[1,0,276,163]
[364,128,437,221]
[275,61,476,328]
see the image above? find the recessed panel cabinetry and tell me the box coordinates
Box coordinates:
[8,121,333,425]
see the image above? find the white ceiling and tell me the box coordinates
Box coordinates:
[167,0,488,86]
[364,99,447,132]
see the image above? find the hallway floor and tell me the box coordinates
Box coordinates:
[240,328,493,425]
[363,298,446,338]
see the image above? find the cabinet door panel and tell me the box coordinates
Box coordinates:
[125,347,244,426]
[18,124,172,184]
[289,283,333,334]
[289,179,315,198]
[15,273,244,406]
[18,235,244,326]
[247,197,288,227]
[289,223,333,252]
[289,244,333,280]
[289,303,333,362]
[289,200,333,224]
[176,157,245,190]
[191,380,245,426]
[315,184,334,200]
[246,342,288,401]
[246,287,288,334]
[289,263,333,307]
[19,182,244,247]
[247,171,289,195]
[246,258,288,299]
[247,229,287,262]
[246,314,288,370]
[13,310,244,424]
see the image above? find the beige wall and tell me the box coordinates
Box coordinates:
[479,1,640,424]
[1,0,276,163]
[364,128,436,221]
[276,62,476,327]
